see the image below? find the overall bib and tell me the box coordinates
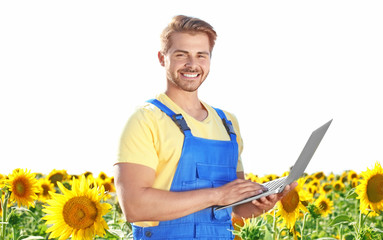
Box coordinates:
[132,99,238,240]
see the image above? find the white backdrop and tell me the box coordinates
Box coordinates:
[1,0,382,177]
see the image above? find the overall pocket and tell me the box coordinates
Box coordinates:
[196,163,237,221]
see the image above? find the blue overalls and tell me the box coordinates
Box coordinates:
[132,99,238,240]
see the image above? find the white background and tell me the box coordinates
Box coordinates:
[1,1,382,177]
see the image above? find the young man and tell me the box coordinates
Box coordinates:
[114,15,297,240]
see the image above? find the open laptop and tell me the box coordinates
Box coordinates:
[215,119,332,210]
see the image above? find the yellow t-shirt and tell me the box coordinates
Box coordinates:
[117,93,244,226]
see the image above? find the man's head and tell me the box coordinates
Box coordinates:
[160,15,217,55]
[159,15,216,93]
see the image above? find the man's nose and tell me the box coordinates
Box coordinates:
[185,56,197,67]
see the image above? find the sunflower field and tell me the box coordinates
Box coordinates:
[1,162,383,240]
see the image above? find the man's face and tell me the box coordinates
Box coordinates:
[159,32,211,93]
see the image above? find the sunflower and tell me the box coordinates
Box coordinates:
[351,178,360,188]
[320,182,333,195]
[333,180,345,192]
[313,171,325,181]
[97,172,108,181]
[6,169,39,208]
[0,173,7,188]
[326,173,335,182]
[266,174,279,181]
[245,173,259,182]
[340,171,348,183]
[310,179,320,188]
[37,178,55,202]
[281,171,290,177]
[304,175,314,184]
[306,183,319,197]
[314,195,334,217]
[356,162,383,213]
[259,176,271,184]
[42,175,111,240]
[348,170,359,182]
[83,171,93,178]
[47,169,68,187]
[96,178,115,200]
[276,178,310,230]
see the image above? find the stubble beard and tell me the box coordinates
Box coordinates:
[167,70,208,93]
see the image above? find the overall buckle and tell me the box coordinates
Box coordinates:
[172,114,191,132]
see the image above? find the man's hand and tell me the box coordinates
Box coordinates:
[233,181,298,218]
[214,179,268,206]
[251,182,298,212]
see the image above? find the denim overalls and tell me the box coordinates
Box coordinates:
[132,99,238,240]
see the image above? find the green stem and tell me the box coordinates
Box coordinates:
[358,210,362,234]
[113,205,117,224]
[315,218,319,233]
[2,191,10,240]
[300,213,308,240]
[355,198,358,218]
[273,210,277,240]
[12,226,16,240]
[339,224,343,240]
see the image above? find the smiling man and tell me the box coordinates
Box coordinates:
[114,15,297,240]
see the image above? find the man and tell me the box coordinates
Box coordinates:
[114,15,297,240]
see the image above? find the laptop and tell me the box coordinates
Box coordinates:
[215,119,332,210]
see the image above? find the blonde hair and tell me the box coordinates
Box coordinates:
[160,15,217,55]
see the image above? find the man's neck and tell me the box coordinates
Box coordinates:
[165,90,208,121]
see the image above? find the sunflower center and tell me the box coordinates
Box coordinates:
[367,174,383,203]
[42,184,50,196]
[14,179,27,197]
[319,201,328,211]
[49,173,64,186]
[62,196,98,229]
[323,184,332,193]
[103,183,112,192]
[281,190,299,213]
[315,172,324,179]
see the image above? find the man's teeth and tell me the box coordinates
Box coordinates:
[183,73,198,78]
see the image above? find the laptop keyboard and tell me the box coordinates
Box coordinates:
[261,176,287,191]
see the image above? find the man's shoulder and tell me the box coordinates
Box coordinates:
[125,101,163,127]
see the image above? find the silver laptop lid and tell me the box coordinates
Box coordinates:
[284,119,333,186]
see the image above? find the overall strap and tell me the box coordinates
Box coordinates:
[147,99,191,135]
[213,107,237,140]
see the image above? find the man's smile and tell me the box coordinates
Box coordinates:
[182,73,199,78]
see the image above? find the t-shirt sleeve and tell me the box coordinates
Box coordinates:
[117,107,159,171]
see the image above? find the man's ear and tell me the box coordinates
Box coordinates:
[158,51,165,67]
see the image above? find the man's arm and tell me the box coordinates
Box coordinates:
[233,171,298,219]
[114,163,266,222]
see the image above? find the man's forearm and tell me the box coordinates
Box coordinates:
[119,186,218,222]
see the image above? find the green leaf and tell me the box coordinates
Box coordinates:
[345,188,358,199]
[18,236,45,240]
[328,215,354,226]
[11,207,39,221]
[107,223,122,229]
[106,229,125,238]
